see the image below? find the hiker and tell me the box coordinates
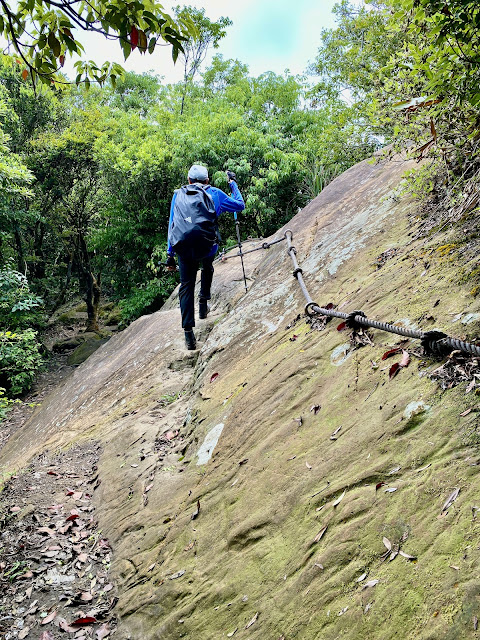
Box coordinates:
[167,164,245,350]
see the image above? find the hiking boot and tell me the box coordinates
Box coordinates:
[199,298,210,319]
[184,329,197,350]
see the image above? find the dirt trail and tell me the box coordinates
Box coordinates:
[0,443,118,639]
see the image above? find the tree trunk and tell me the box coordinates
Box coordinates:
[14,223,26,274]
[32,220,46,279]
[85,271,101,332]
[78,233,100,332]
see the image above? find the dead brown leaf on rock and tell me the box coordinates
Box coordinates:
[41,610,57,624]
[96,623,111,639]
[58,618,77,632]
[191,500,200,520]
[441,487,460,513]
[330,426,342,440]
[332,490,346,507]
[314,526,328,543]
[245,612,259,629]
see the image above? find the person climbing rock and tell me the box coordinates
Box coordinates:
[167,164,245,350]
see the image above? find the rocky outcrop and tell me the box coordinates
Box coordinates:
[2,154,480,639]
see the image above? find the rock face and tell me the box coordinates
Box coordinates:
[2,154,480,639]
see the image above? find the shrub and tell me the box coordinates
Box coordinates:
[119,277,175,326]
[0,329,44,395]
[0,266,44,329]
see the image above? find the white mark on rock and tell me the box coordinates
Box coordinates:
[330,343,352,366]
[404,401,431,419]
[196,423,225,465]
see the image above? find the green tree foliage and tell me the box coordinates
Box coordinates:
[0,0,195,87]
[174,5,232,114]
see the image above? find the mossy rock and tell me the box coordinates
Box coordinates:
[101,306,122,325]
[52,336,84,352]
[67,336,110,366]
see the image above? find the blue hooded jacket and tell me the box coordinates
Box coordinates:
[167,181,245,258]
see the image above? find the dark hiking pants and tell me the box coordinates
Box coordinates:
[177,253,215,330]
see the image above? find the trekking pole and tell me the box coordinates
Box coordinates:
[234,211,248,293]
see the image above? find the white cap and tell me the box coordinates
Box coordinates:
[188,164,209,181]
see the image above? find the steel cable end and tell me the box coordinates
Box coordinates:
[421,330,451,356]
[346,310,367,330]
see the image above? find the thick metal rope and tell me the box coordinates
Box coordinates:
[217,235,286,261]
[216,226,480,356]
[283,230,480,357]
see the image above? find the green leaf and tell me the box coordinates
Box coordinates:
[48,31,61,57]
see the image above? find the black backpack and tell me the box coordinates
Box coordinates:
[169,184,218,259]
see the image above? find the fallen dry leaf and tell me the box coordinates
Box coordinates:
[399,550,417,560]
[387,465,401,475]
[442,487,460,513]
[227,628,238,637]
[362,579,379,589]
[383,537,392,552]
[332,490,346,507]
[389,362,401,380]
[80,592,93,602]
[337,321,346,331]
[376,482,385,491]
[191,500,200,520]
[210,372,219,383]
[306,462,312,470]
[39,633,54,640]
[25,586,33,599]
[460,408,472,417]
[356,573,367,582]
[399,350,410,367]
[416,463,431,473]
[168,570,185,580]
[58,618,77,632]
[18,628,30,639]
[245,612,259,629]
[385,488,397,493]
[338,606,348,616]
[71,616,97,626]
[294,416,303,426]
[314,526,328,543]
[37,526,55,537]
[330,426,342,440]
[382,347,402,360]
[41,611,57,625]
[96,623,111,639]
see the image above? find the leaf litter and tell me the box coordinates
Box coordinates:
[429,351,480,391]
[0,443,118,639]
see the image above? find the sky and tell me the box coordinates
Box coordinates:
[63,0,341,83]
